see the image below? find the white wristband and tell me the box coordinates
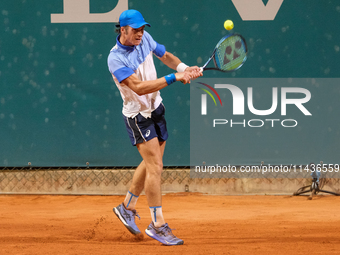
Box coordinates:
[176,63,189,73]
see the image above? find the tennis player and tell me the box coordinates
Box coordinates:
[108,9,202,245]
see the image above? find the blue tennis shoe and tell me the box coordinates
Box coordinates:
[113,203,141,235]
[145,222,184,246]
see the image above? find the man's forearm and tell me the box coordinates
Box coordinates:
[159,52,182,70]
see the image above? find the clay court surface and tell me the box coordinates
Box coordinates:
[1,193,340,255]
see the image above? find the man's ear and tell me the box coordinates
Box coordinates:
[121,26,129,35]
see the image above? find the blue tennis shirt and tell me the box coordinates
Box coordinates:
[108,31,166,118]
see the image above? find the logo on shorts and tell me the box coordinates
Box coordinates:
[145,130,151,137]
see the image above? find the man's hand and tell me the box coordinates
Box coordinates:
[185,65,203,82]
[175,66,203,84]
[185,66,201,73]
[175,72,192,84]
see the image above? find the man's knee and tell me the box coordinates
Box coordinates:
[146,161,163,176]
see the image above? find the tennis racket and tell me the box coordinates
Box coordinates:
[200,33,247,72]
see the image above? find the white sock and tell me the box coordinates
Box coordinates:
[124,191,139,210]
[149,206,165,227]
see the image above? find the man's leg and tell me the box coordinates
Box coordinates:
[122,160,145,210]
[124,141,166,210]
[136,138,164,212]
[114,138,166,236]
[138,138,183,245]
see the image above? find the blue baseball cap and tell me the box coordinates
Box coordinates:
[118,10,151,28]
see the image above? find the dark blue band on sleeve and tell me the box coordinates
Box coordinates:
[113,67,135,83]
[164,73,176,85]
[153,43,166,58]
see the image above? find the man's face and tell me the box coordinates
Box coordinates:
[121,25,145,46]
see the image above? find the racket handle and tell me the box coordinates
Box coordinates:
[199,67,203,73]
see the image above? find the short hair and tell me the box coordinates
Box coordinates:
[115,23,121,34]
[115,23,130,35]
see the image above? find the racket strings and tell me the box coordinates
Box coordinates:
[215,36,247,71]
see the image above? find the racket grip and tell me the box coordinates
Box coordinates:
[199,67,203,73]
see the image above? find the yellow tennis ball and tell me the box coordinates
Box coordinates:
[224,20,234,30]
